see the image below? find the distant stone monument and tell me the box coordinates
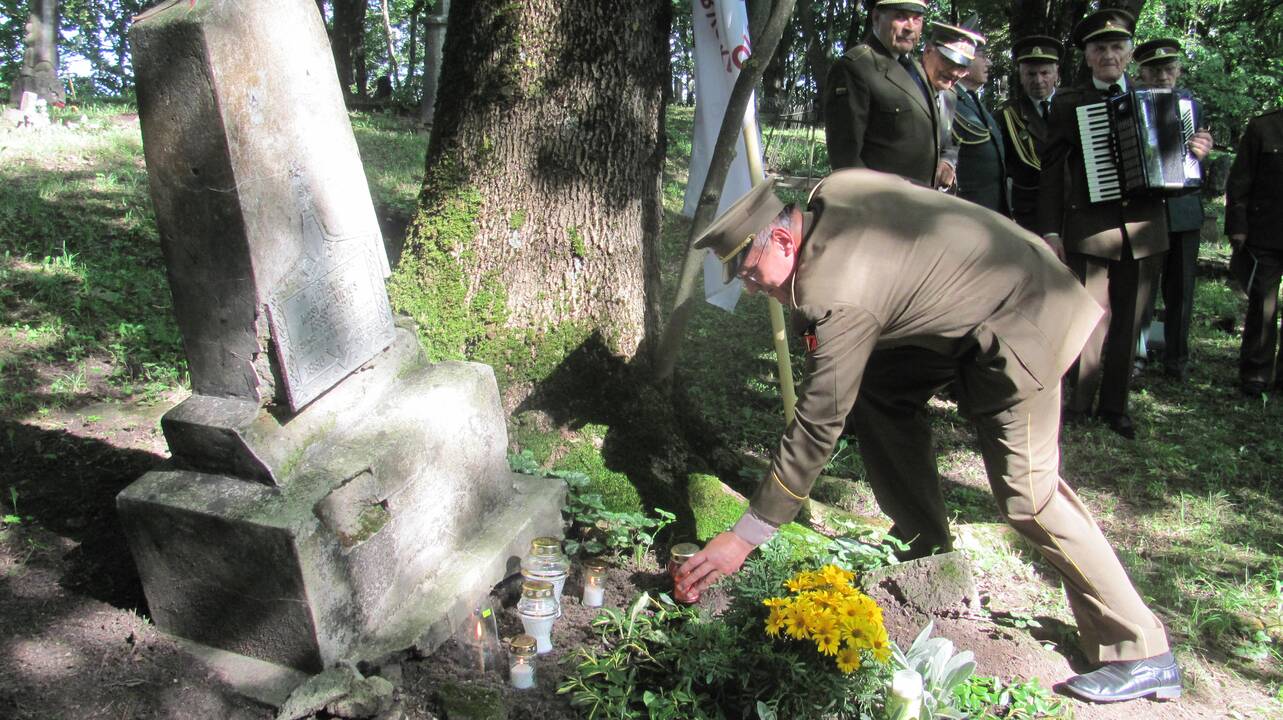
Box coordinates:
[118,0,563,687]
[7,0,66,108]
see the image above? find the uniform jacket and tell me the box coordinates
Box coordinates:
[954,87,1008,214]
[1036,79,1169,259]
[999,93,1052,228]
[938,88,959,171]
[749,169,1104,526]
[1165,94,1206,234]
[1225,108,1283,250]
[823,36,941,187]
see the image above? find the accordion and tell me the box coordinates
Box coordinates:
[1076,88,1202,203]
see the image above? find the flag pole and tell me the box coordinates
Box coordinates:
[741,121,797,424]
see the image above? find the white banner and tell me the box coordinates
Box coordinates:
[684,0,763,311]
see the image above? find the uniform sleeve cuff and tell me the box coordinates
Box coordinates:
[731,509,780,547]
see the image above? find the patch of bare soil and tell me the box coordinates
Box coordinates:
[1,398,1278,719]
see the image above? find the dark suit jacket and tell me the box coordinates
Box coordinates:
[954,87,1008,214]
[823,36,940,187]
[1037,79,1169,260]
[1226,108,1283,250]
[749,169,1103,525]
[999,93,1052,229]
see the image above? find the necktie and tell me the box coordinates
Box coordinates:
[1039,100,1050,120]
[1106,83,1122,98]
[898,55,931,104]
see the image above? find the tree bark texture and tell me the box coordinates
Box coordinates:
[331,0,367,99]
[419,0,449,125]
[394,0,670,370]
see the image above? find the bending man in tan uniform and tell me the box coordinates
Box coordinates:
[674,169,1180,704]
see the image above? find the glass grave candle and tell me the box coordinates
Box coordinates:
[459,602,502,673]
[521,536,570,601]
[516,579,559,654]
[667,542,700,603]
[508,634,537,689]
[581,557,608,607]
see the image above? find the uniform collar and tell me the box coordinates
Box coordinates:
[1026,89,1055,105]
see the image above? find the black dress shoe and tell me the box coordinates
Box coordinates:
[1242,380,1268,397]
[1062,652,1182,703]
[1097,411,1136,440]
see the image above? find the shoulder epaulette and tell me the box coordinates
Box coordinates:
[843,44,874,63]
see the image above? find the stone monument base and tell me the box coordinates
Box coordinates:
[118,323,564,676]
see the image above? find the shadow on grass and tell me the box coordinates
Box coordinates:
[0,420,160,613]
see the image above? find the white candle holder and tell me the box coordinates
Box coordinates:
[458,601,501,673]
[508,634,537,689]
[516,579,559,654]
[521,536,570,601]
[581,557,608,607]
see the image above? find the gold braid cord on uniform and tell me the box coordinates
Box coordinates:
[771,470,808,501]
[1002,107,1041,170]
[951,112,992,145]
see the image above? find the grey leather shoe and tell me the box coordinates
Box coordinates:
[1062,652,1182,703]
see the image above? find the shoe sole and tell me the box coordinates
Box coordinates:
[1063,684,1182,703]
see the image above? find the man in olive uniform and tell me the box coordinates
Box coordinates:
[921,21,986,191]
[953,44,1009,214]
[1226,108,1283,395]
[1134,38,1212,381]
[999,36,1063,231]
[674,170,1182,704]
[1038,10,1206,439]
[823,0,941,187]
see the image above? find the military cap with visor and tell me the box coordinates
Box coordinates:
[693,178,786,284]
[870,0,928,14]
[928,21,986,67]
[1071,8,1135,49]
[1011,34,1064,64]
[1134,38,1182,66]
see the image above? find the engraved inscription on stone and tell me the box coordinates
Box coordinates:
[268,212,395,411]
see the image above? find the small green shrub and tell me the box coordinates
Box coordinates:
[560,472,673,564]
[953,675,1069,719]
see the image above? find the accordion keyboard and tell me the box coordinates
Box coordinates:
[1076,102,1123,202]
[1179,98,1200,179]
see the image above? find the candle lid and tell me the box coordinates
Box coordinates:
[530,536,563,556]
[509,634,537,654]
[521,579,555,598]
[583,557,609,573]
[669,542,700,561]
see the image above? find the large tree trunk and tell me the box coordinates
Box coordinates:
[391,0,669,391]
[419,0,449,126]
[331,0,366,100]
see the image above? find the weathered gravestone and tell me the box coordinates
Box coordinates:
[117,0,563,688]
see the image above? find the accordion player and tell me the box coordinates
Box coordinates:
[1076,88,1202,203]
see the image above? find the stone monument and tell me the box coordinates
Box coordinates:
[118,0,563,690]
[7,0,66,108]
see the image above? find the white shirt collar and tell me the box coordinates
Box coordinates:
[1091,75,1128,92]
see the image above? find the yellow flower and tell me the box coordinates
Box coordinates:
[815,626,841,656]
[836,643,862,673]
[821,564,854,587]
[765,607,785,637]
[782,604,808,639]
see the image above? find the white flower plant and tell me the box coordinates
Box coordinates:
[884,621,977,720]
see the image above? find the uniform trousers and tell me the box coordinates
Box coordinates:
[1160,229,1200,370]
[849,346,1169,663]
[1240,248,1283,386]
[1067,249,1163,416]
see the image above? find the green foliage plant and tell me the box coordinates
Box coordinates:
[952,675,1068,719]
[888,621,977,720]
[824,517,909,575]
[559,544,894,719]
[560,471,674,565]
